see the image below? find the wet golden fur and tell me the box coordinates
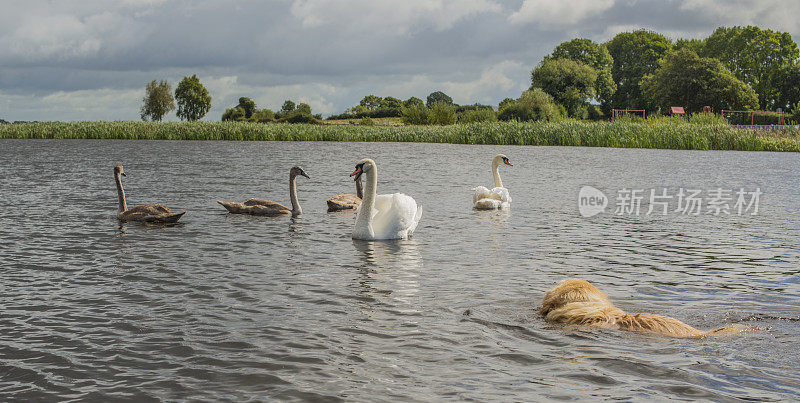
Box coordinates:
[541,279,745,338]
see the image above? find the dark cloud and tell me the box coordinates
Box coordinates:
[0,0,797,121]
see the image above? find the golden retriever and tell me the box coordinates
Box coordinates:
[540,279,745,337]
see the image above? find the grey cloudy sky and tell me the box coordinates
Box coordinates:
[1,0,798,121]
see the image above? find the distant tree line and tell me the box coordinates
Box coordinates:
[133,25,798,126]
[221,98,322,123]
[1,119,37,124]
[519,25,799,122]
[343,25,800,125]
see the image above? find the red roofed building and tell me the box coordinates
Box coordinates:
[669,106,685,115]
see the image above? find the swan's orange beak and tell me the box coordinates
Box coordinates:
[350,166,362,177]
[503,159,513,166]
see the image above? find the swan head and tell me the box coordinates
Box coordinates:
[493,154,512,166]
[114,164,126,177]
[290,166,310,179]
[350,158,374,180]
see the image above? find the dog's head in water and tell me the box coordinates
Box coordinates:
[539,278,737,338]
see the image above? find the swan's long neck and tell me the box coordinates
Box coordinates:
[115,173,127,213]
[355,176,363,199]
[289,174,301,216]
[355,163,377,229]
[492,159,503,188]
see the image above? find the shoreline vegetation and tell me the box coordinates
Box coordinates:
[2,120,799,152]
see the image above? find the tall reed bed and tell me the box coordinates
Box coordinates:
[2,120,798,151]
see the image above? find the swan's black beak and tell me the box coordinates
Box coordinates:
[121,172,126,176]
[300,171,310,179]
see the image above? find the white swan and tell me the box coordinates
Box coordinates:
[473,154,512,210]
[350,158,422,240]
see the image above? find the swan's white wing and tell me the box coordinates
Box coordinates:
[372,193,394,220]
[473,186,511,209]
[491,187,511,203]
[408,205,422,236]
[473,186,491,204]
[372,193,419,239]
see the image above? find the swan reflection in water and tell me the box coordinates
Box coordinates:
[473,207,510,226]
[472,207,511,241]
[285,216,308,255]
[352,239,423,312]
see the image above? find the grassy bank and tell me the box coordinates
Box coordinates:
[2,120,799,151]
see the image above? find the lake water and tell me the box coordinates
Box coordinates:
[1,139,799,401]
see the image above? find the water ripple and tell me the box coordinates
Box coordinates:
[1,140,799,400]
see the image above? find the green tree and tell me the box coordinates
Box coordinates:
[549,38,613,72]
[380,96,403,109]
[344,105,369,116]
[546,38,616,113]
[531,58,598,118]
[237,97,256,119]
[401,104,429,125]
[426,91,453,108]
[140,80,175,122]
[251,109,275,123]
[675,38,705,54]
[457,109,497,123]
[277,109,318,124]
[606,30,673,110]
[428,102,456,125]
[498,89,564,122]
[222,106,245,121]
[274,102,317,124]
[281,100,296,114]
[404,97,424,109]
[498,97,515,110]
[641,48,759,113]
[776,63,800,111]
[174,75,211,121]
[701,26,799,109]
[359,95,383,111]
[791,101,800,123]
[296,103,312,114]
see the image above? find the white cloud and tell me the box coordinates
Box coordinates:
[203,75,339,116]
[6,15,101,61]
[1,10,149,63]
[0,87,141,121]
[678,0,800,36]
[1,0,797,122]
[380,61,528,105]
[290,0,501,34]
[510,0,615,27]
[594,24,709,43]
